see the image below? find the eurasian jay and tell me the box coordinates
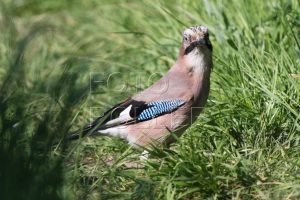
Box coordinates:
[69,25,213,151]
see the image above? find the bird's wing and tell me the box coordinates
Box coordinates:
[68,98,186,140]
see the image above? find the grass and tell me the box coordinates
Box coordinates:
[0,0,299,199]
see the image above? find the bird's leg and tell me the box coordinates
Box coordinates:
[139,150,149,160]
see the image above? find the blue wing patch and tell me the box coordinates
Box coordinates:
[137,99,185,121]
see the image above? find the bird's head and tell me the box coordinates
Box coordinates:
[181,25,212,56]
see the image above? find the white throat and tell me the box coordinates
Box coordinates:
[185,48,209,73]
[183,47,212,105]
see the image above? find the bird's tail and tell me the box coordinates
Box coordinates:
[67,126,95,140]
[67,117,107,141]
[52,123,100,146]
[67,106,117,141]
[66,99,129,141]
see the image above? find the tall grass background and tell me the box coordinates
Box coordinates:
[0,0,299,199]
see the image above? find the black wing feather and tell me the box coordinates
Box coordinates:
[68,98,146,140]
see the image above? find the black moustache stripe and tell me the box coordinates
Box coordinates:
[184,40,212,55]
[184,41,198,55]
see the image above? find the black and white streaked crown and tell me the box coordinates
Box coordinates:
[183,25,208,39]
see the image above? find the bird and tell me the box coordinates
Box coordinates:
[69,25,213,153]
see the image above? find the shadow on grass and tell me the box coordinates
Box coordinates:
[0,19,89,200]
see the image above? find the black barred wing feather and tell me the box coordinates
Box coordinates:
[137,99,185,121]
[102,99,186,127]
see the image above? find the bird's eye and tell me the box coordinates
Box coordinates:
[184,37,188,42]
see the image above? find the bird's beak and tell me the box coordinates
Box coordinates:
[195,38,207,46]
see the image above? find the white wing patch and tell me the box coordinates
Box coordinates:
[98,125,128,139]
[104,105,133,126]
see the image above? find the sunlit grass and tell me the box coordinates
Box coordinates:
[0,0,299,199]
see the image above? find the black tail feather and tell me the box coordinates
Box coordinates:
[67,115,109,141]
[66,103,121,141]
[66,98,132,141]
